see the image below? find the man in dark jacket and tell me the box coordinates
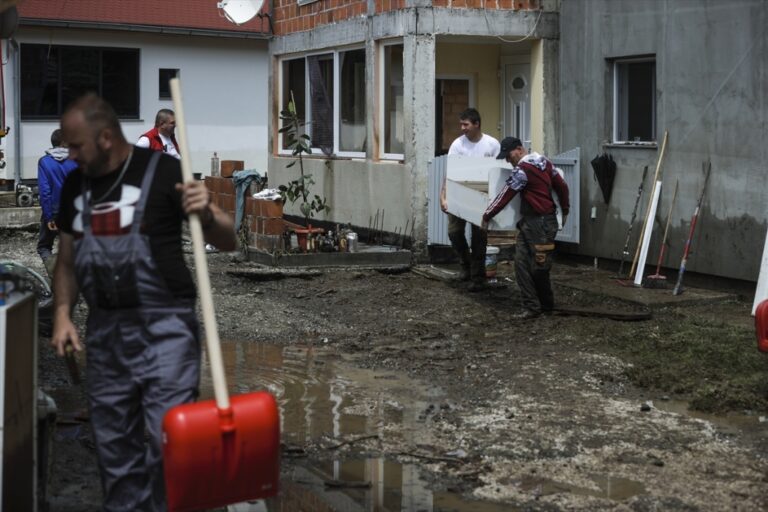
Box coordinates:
[482,137,570,319]
[37,129,78,278]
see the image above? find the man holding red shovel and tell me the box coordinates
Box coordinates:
[51,93,235,511]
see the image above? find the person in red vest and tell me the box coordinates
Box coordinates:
[136,108,180,159]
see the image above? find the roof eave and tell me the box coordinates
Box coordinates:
[19,18,271,40]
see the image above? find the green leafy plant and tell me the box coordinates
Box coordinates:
[278,92,330,226]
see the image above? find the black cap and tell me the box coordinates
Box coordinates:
[496,137,523,159]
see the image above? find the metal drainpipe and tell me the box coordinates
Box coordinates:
[10,38,20,185]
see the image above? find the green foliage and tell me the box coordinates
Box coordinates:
[278,93,330,225]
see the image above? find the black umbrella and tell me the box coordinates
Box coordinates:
[590,153,617,204]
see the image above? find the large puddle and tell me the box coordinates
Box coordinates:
[197,342,659,511]
[199,342,515,511]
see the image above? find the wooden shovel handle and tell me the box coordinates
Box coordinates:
[170,78,230,410]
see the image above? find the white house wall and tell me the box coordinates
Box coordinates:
[2,28,269,181]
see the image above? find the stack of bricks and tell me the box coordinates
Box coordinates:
[204,176,237,218]
[244,196,288,253]
[204,177,297,253]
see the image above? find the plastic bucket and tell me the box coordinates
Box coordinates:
[485,246,499,279]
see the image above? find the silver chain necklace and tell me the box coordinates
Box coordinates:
[88,149,133,206]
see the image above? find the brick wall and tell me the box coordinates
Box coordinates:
[204,177,288,252]
[244,196,288,252]
[274,0,540,36]
[205,176,237,218]
[432,0,540,8]
[273,0,369,36]
[374,0,407,14]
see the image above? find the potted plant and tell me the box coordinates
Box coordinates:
[278,92,330,252]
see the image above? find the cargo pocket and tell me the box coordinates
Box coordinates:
[92,261,140,309]
[534,243,555,268]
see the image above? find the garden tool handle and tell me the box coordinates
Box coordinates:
[170,78,230,410]
[64,342,81,385]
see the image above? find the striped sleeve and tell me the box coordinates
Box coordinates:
[483,169,527,222]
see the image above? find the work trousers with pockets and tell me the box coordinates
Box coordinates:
[86,307,200,512]
[447,213,487,281]
[37,214,58,278]
[514,213,559,313]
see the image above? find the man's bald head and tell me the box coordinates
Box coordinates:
[62,93,126,142]
[154,109,176,137]
[60,93,129,177]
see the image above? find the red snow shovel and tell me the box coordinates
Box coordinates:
[756,300,768,353]
[162,78,280,512]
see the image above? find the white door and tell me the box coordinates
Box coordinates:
[504,64,531,147]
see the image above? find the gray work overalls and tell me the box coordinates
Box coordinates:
[74,152,201,512]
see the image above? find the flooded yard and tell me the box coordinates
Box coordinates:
[2,226,766,511]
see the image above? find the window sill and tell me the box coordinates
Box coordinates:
[275,153,351,161]
[603,141,658,149]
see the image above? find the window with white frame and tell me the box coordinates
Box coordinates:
[279,48,366,157]
[613,56,656,143]
[281,58,307,150]
[339,48,366,153]
[307,53,334,154]
[381,42,404,158]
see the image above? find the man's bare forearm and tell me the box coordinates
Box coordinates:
[202,203,236,251]
[53,233,78,318]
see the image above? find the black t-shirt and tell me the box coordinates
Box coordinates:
[57,147,195,299]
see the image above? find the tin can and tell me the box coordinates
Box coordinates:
[485,246,499,280]
[346,232,358,253]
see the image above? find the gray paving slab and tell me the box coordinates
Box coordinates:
[0,206,40,228]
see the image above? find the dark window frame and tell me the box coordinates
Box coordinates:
[20,43,140,119]
[612,55,656,143]
[159,68,179,99]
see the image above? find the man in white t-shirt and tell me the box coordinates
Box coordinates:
[136,109,181,159]
[439,108,500,291]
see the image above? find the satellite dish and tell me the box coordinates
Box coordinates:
[217,0,264,25]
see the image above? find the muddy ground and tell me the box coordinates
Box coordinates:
[3,226,767,511]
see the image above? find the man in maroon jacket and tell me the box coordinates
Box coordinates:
[482,137,570,319]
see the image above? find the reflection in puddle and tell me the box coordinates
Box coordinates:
[199,342,444,448]
[199,342,646,511]
[518,474,645,500]
[653,399,764,436]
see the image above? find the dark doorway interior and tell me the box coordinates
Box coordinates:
[435,79,469,156]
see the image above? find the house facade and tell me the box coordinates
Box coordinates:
[268,0,559,254]
[560,0,767,282]
[1,0,271,184]
[270,0,767,282]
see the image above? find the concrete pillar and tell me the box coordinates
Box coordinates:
[541,37,560,155]
[403,33,435,258]
[364,21,376,161]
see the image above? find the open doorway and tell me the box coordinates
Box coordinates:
[434,77,472,156]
